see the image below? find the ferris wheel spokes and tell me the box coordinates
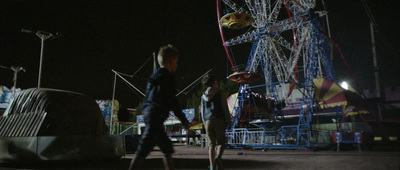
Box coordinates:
[218,0,333,102]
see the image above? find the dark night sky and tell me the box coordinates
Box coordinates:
[1,0,399,108]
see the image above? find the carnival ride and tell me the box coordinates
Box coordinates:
[217,0,348,149]
[0,88,125,162]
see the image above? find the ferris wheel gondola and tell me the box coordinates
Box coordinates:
[220,12,254,29]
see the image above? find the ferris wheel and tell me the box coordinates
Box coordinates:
[217,0,336,134]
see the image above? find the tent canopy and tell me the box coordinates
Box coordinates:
[313,78,369,116]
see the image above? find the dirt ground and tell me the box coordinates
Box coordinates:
[0,144,399,170]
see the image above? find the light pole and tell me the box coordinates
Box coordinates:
[0,65,25,97]
[370,23,382,120]
[21,29,61,88]
[36,31,54,88]
[11,66,25,97]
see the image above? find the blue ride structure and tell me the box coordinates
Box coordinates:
[217,0,337,149]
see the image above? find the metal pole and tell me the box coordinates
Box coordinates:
[35,31,57,88]
[38,38,45,88]
[21,29,61,88]
[13,69,19,97]
[176,69,212,96]
[370,22,382,120]
[321,0,331,38]
[112,69,145,97]
[13,71,18,97]
[110,73,117,134]
[11,66,25,98]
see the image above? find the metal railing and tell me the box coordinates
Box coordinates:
[225,126,307,149]
[106,121,138,135]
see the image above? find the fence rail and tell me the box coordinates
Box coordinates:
[106,121,137,135]
[226,126,310,149]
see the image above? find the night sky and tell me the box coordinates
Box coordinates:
[1,0,399,108]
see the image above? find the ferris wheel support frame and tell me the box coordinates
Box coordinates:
[218,0,335,149]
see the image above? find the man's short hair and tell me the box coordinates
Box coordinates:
[202,74,216,87]
[157,44,179,67]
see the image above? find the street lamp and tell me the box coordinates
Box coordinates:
[35,31,54,88]
[0,65,25,97]
[21,29,61,88]
[11,66,25,97]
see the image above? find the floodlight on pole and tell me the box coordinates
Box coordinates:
[340,81,348,90]
[21,28,62,88]
[11,66,25,97]
[36,31,54,88]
